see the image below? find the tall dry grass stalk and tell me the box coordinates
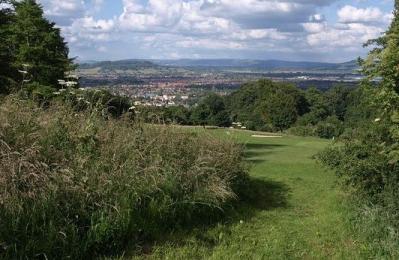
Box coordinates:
[0,96,248,258]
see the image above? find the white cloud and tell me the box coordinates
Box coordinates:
[62,16,116,45]
[230,29,287,41]
[32,0,394,61]
[39,0,86,25]
[302,22,327,33]
[338,5,392,24]
[176,38,245,50]
[119,0,183,31]
[306,23,385,50]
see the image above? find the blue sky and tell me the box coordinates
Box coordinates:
[37,0,394,62]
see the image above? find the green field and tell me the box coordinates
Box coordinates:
[128,130,368,259]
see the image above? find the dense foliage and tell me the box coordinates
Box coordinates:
[138,79,367,138]
[226,80,307,131]
[318,1,399,256]
[137,93,232,127]
[230,80,370,136]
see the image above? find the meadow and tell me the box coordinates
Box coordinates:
[131,129,373,259]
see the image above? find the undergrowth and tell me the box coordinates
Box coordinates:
[318,129,399,258]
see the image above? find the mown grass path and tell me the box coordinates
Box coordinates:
[134,130,365,259]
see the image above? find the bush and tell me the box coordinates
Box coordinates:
[287,125,315,137]
[24,82,55,107]
[318,119,398,203]
[314,116,344,139]
[0,96,248,259]
[318,129,399,256]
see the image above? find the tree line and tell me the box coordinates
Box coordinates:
[138,79,373,139]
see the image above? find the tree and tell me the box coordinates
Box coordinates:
[0,0,15,94]
[201,93,226,114]
[211,111,232,127]
[10,0,73,87]
[226,79,307,130]
[164,106,191,125]
[190,103,210,126]
[263,92,298,131]
[325,85,351,121]
[360,0,399,161]
[297,87,329,125]
[191,93,231,127]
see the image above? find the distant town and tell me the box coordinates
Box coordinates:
[78,59,362,107]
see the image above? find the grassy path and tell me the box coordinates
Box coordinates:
[134,131,364,259]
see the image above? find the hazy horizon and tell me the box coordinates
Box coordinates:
[77,57,358,64]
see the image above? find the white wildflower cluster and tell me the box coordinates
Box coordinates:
[58,71,80,89]
[18,64,32,86]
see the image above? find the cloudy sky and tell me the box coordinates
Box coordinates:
[36,0,394,62]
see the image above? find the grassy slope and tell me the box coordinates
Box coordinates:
[130,130,366,259]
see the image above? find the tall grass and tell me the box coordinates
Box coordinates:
[0,96,248,259]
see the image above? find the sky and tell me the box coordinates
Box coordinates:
[34,0,395,62]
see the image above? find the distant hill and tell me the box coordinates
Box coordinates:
[79,59,359,73]
[79,59,159,70]
[152,59,359,72]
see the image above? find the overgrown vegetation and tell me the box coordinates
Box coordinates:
[0,96,248,258]
[318,1,399,257]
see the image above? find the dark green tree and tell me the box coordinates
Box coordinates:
[297,87,329,125]
[263,92,298,131]
[201,93,226,114]
[164,106,191,125]
[324,85,351,121]
[191,93,231,127]
[10,0,73,87]
[190,103,210,126]
[226,79,307,130]
[210,111,232,127]
[0,0,15,94]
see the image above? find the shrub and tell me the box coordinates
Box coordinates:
[0,96,248,259]
[24,82,55,107]
[318,133,399,256]
[287,125,315,137]
[314,116,344,139]
[318,120,398,204]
